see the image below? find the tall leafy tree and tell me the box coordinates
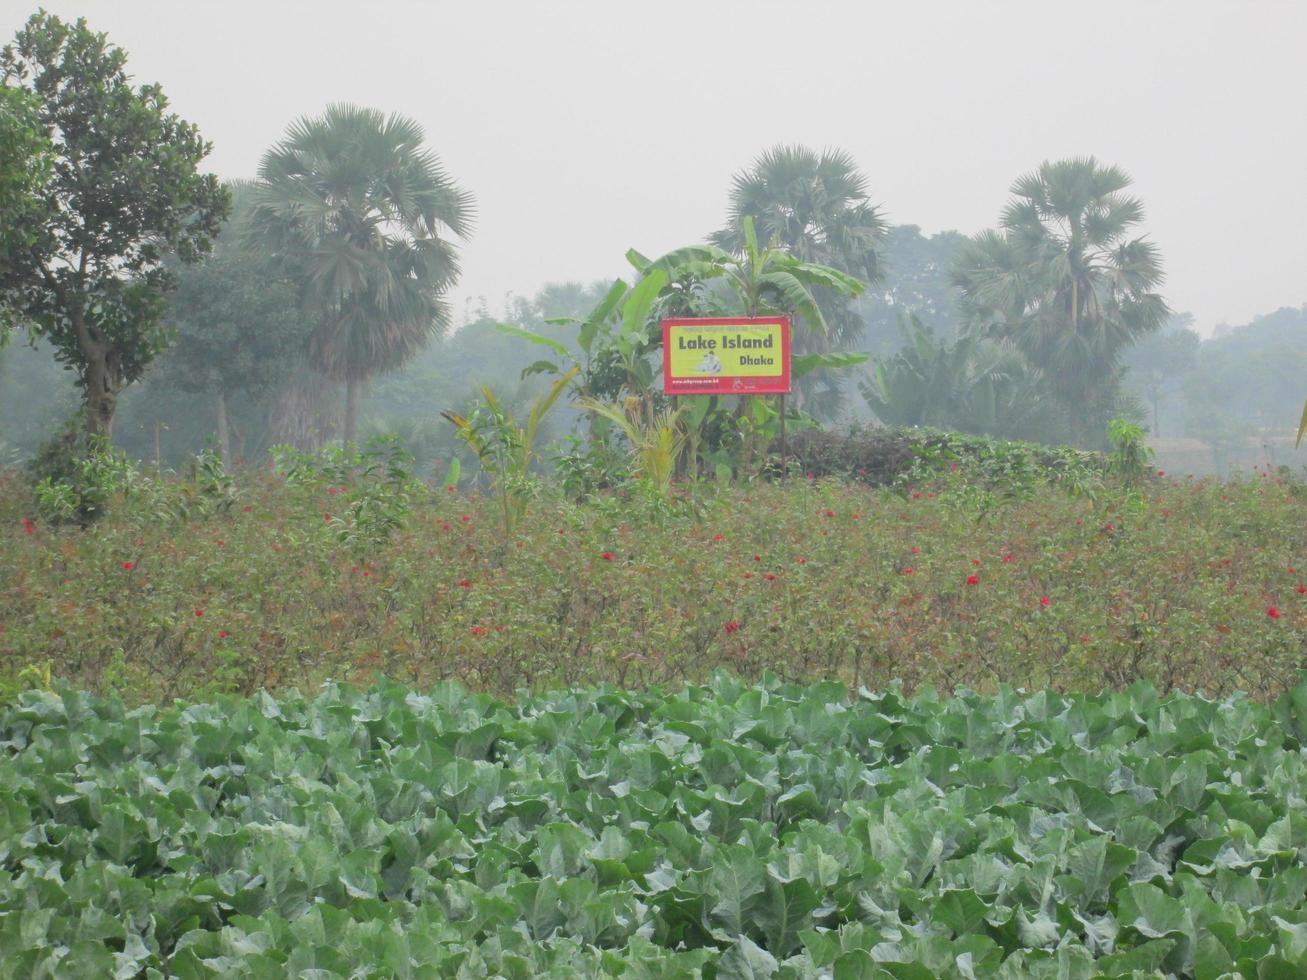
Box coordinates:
[953,157,1168,444]
[0,85,52,336]
[1122,313,1199,437]
[150,183,309,461]
[858,224,967,355]
[248,104,474,443]
[0,13,228,441]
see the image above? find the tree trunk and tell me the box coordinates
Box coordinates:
[215,389,231,462]
[344,376,360,445]
[83,346,119,443]
[268,368,338,452]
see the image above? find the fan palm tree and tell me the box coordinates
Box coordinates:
[248,104,473,443]
[953,157,1168,444]
[713,145,886,346]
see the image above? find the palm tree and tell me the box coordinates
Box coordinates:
[248,104,473,443]
[953,157,1168,445]
[712,145,886,349]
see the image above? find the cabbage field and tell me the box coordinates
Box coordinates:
[5,675,1307,977]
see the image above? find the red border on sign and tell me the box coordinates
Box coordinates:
[661,317,791,395]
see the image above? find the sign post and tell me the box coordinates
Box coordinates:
[661,317,791,396]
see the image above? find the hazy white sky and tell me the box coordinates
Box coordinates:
[4,0,1305,335]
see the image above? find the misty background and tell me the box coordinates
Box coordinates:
[2,0,1305,476]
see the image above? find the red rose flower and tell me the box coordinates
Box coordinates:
[195,609,204,617]
[1268,606,1281,619]
[765,573,776,581]
[713,533,725,541]
[724,621,740,634]
[218,630,229,639]
[910,546,921,555]
[601,551,614,561]
[1297,585,1306,594]
[470,626,487,636]
[902,567,914,575]
[966,575,980,586]
[121,561,135,571]
[1039,595,1051,607]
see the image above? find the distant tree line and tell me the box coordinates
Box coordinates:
[1,10,1299,474]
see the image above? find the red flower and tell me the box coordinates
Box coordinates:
[121,561,135,571]
[243,504,253,513]
[910,546,921,556]
[1297,585,1306,594]
[215,539,224,547]
[713,532,725,541]
[1157,469,1165,477]
[447,484,457,492]
[195,609,204,617]
[441,522,452,531]
[765,573,776,581]
[1268,606,1281,619]
[218,630,230,639]
[1002,554,1014,563]
[753,554,761,562]
[965,575,980,586]
[470,626,487,636]
[1039,595,1051,607]
[362,570,371,578]
[458,579,471,588]
[742,571,754,579]
[902,567,914,575]
[21,517,34,534]
[601,551,614,561]
[797,557,807,564]
[461,514,471,523]
[1103,522,1116,531]
[971,558,982,566]
[823,510,835,518]
[852,513,860,520]
[724,621,740,634]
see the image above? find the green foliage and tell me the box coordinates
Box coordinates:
[954,157,1168,444]
[0,11,229,439]
[576,398,684,494]
[862,315,1048,439]
[856,224,968,355]
[5,457,1307,705]
[1107,418,1155,487]
[248,103,474,442]
[8,677,1307,973]
[0,85,52,330]
[443,367,579,533]
[272,435,420,556]
[711,144,887,378]
[149,183,310,413]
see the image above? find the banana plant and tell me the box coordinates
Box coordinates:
[442,365,579,533]
[494,268,669,403]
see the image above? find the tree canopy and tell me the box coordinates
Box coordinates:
[0,11,228,440]
[954,157,1168,444]
[248,104,474,443]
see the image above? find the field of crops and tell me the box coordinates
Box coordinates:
[5,462,1307,705]
[5,676,1307,977]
